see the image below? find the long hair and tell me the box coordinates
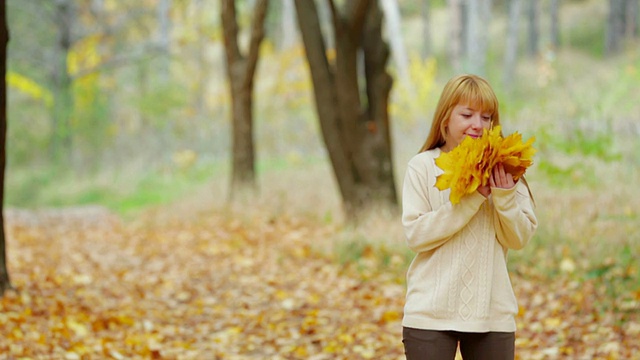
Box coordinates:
[419,74,500,153]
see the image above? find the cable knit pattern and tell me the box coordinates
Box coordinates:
[460,224,477,320]
[402,149,537,333]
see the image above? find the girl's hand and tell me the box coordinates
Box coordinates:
[490,163,515,189]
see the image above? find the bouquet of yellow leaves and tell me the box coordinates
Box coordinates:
[435,125,536,204]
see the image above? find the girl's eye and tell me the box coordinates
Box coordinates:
[482,117,491,122]
[462,114,472,118]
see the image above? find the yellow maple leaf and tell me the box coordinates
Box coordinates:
[499,133,536,180]
[435,125,536,204]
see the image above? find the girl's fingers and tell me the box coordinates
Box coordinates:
[493,165,501,186]
[491,163,515,189]
[497,163,506,183]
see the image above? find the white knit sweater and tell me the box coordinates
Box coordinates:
[402,148,537,332]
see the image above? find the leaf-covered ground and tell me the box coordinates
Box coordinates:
[1,206,639,359]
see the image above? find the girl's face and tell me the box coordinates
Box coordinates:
[441,103,493,152]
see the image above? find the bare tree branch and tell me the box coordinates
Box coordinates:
[327,0,342,36]
[348,0,371,42]
[221,0,241,66]
[296,1,332,79]
[245,0,269,87]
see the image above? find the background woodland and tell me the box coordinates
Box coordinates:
[1,0,639,358]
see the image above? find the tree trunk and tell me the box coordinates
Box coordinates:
[221,0,269,198]
[317,1,335,51]
[194,0,208,117]
[503,0,523,89]
[90,0,104,15]
[465,0,492,75]
[421,0,432,59]
[379,0,411,89]
[1,0,11,295]
[625,0,638,39]
[361,2,396,209]
[280,0,297,50]
[51,0,75,164]
[295,0,397,219]
[447,0,463,72]
[527,0,539,57]
[606,0,626,55]
[157,0,172,81]
[550,0,560,49]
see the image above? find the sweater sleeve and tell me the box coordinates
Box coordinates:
[491,181,538,250]
[402,159,486,253]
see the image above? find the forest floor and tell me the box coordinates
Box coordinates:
[1,205,639,359]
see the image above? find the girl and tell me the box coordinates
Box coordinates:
[401,74,537,360]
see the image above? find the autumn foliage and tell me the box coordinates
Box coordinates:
[1,205,638,359]
[0,209,404,359]
[435,126,536,204]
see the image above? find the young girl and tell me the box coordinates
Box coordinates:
[401,74,537,360]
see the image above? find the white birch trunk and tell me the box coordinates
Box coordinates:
[625,0,638,38]
[380,0,411,89]
[447,0,463,73]
[527,0,539,56]
[465,0,491,76]
[421,0,432,59]
[550,0,560,48]
[503,0,523,88]
[157,0,172,81]
[281,0,297,50]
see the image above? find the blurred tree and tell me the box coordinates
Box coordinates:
[503,0,523,89]
[8,0,173,169]
[420,0,432,59]
[280,0,297,50]
[447,0,464,72]
[37,0,108,166]
[50,0,76,164]
[295,0,397,218]
[626,0,638,38]
[380,0,411,89]
[221,0,269,197]
[192,0,210,117]
[149,0,178,158]
[606,0,637,54]
[527,0,539,57]
[550,0,560,49]
[157,0,172,82]
[1,0,11,295]
[50,0,122,169]
[317,0,335,51]
[465,0,492,75]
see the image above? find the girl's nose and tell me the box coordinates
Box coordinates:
[471,115,483,129]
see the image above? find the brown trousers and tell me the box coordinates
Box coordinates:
[403,327,515,360]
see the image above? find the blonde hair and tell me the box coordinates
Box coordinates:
[419,74,500,153]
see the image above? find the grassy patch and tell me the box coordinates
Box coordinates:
[330,233,411,284]
[5,160,223,217]
[5,155,334,219]
[564,16,606,58]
